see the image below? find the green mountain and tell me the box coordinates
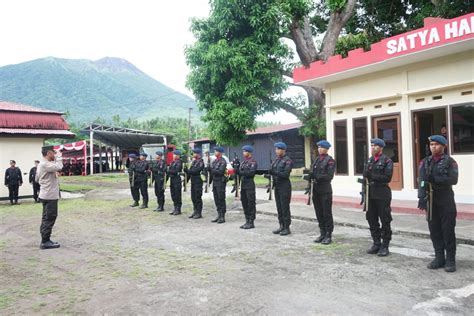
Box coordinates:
[0,57,198,124]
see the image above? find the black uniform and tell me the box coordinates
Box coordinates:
[4,167,23,204]
[363,154,393,254]
[187,158,205,218]
[29,166,40,202]
[310,154,336,240]
[210,157,227,222]
[239,157,258,225]
[168,159,183,213]
[418,154,458,270]
[270,155,293,232]
[128,160,140,205]
[151,159,167,211]
[134,160,149,207]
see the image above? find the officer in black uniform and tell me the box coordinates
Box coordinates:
[151,150,167,212]
[310,140,336,245]
[29,160,41,203]
[210,146,227,224]
[418,135,459,272]
[128,154,140,207]
[269,142,293,236]
[363,138,393,257]
[186,148,205,219]
[135,153,150,209]
[168,150,183,215]
[239,145,258,229]
[4,160,23,205]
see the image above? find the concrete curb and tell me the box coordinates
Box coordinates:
[256,210,474,246]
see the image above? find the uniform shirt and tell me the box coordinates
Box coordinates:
[151,159,167,179]
[310,154,335,194]
[238,157,258,189]
[4,167,23,186]
[133,160,149,182]
[35,158,63,200]
[270,155,293,183]
[418,153,458,199]
[364,154,393,200]
[187,158,205,183]
[29,166,38,184]
[210,157,227,186]
[168,159,183,180]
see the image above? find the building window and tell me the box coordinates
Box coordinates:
[452,102,474,154]
[334,120,348,174]
[353,118,368,174]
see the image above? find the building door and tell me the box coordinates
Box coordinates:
[373,115,403,190]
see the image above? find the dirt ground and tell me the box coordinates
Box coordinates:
[1,177,473,315]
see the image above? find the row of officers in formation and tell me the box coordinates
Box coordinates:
[126,135,459,273]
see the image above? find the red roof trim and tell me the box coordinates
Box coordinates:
[293,13,474,84]
[0,128,75,138]
[0,101,63,114]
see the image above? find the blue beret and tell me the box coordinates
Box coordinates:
[429,135,448,145]
[192,148,202,155]
[139,153,148,157]
[214,146,225,153]
[155,150,163,156]
[371,138,386,147]
[173,150,182,156]
[317,140,331,149]
[274,142,287,150]
[242,145,253,153]
[129,154,137,158]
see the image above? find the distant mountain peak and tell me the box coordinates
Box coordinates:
[94,57,144,74]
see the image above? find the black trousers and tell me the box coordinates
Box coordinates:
[366,198,392,243]
[170,177,182,208]
[40,199,58,243]
[8,184,19,203]
[241,187,256,221]
[154,177,165,207]
[429,190,457,256]
[274,180,292,227]
[130,184,140,202]
[33,183,40,201]
[191,180,203,213]
[137,180,149,205]
[312,190,333,234]
[213,184,226,216]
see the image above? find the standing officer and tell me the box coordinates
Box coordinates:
[418,135,458,272]
[269,142,293,236]
[29,160,41,203]
[135,153,150,209]
[151,150,167,212]
[310,140,336,244]
[363,138,393,257]
[239,145,258,229]
[186,148,205,219]
[210,146,227,224]
[4,160,23,205]
[168,150,183,215]
[128,154,140,207]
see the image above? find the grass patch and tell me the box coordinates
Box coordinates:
[60,183,97,193]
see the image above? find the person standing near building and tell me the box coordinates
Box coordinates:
[268,142,293,236]
[4,160,23,205]
[186,148,205,219]
[363,138,393,257]
[238,145,258,229]
[310,140,336,244]
[135,153,150,209]
[128,154,140,207]
[29,160,41,203]
[210,146,227,224]
[36,149,63,249]
[151,150,167,212]
[168,150,183,215]
[418,135,458,272]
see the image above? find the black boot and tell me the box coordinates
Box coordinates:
[173,207,182,215]
[217,214,225,224]
[367,239,381,254]
[157,204,164,212]
[240,218,249,229]
[321,233,332,245]
[273,223,283,234]
[314,230,326,243]
[40,240,60,249]
[211,212,220,222]
[427,251,446,269]
[244,220,255,229]
[130,201,139,207]
[377,240,390,257]
[193,212,202,219]
[280,224,291,236]
[139,203,148,209]
[169,207,177,215]
[189,211,196,218]
[445,252,456,273]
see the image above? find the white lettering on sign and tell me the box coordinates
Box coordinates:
[386,15,473,55]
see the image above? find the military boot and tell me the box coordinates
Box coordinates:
[314,230,326,243]
[188,211,196,218]
[272,223,283,234]
[130,201,139,207]
[367,239,381,254]
[240,218,249,229]
[211,212,220,222]
[377,240,390,257]
[427,251,446,269]
[139,203,148,209]
[244,220,255,229]
[40,240,60,250]
[321,233,332,245]
[445,253,456,273]
[217,214,225,224]
[193,212,202,219]
[279,224,291,236]
[173,207,182,215]
[169,207,177,215]
[157,204,164,212]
